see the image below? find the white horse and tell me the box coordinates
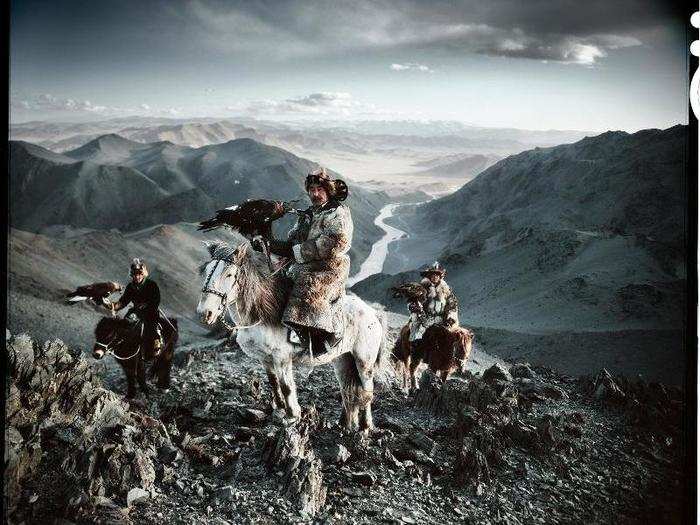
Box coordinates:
[195,240,387,432]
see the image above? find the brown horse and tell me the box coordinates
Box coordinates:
[92,316,178,398]
[393,322,473,391]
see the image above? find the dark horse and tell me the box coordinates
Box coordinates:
[393,322,473,391]
[92,316,179,398]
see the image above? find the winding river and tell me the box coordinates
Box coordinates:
[347,203,407,287]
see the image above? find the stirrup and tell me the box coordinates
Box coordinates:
[310,332,341,358]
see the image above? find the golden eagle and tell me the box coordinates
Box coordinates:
[197,199,297,238]
[66,281,122,304]
[390,282,428,304]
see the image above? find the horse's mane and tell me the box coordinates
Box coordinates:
[94,316,133,338]
[198,241,239,275]
[205,240,288,326]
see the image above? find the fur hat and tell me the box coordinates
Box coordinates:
[305,167,348,201]
[420,261,446,278]
[129,258,149,277]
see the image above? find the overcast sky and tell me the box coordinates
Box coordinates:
[10,0,690,131]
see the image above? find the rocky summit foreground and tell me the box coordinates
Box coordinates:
[5,333,688,524]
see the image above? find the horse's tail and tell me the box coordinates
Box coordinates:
[372,307,394,387]
[454,326,473,362]
[168,318,179,344]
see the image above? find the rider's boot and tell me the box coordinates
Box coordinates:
[153,327,163,356]
[310,329,342,358]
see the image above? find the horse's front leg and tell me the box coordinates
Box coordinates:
[440,368,450,383]
[264,365,286,411]
[136,358,150,397]
[123,361,137,399]
[275,359,301,419]
[356,362,375,433]
[403,355,412,393]
[409,357,422,391]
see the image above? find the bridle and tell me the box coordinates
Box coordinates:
[201,258,231,313]
[94,330,141,361]
[201,256,261,332]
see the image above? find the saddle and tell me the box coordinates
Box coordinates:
[123,312,166,359]
[286,312,346,359]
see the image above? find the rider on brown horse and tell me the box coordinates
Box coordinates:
[408,261,459,344]
[103,258,163,355]
[252,167,353,358]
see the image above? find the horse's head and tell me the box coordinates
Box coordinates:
[196,240,247,326]
[92,317,124,359]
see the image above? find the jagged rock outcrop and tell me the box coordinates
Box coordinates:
[5,333,174,522]
[4,331,686,524]
[414,368,518,415]
[415,368,586,489]
[261,407,327,517]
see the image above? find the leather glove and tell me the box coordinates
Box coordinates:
[268,239,294,258]
[408,302,423,314]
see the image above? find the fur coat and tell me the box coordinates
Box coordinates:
[409,277,459,342]
[283,200,353,337]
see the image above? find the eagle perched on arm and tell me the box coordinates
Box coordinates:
[390,282,428,304]
[66,282,122,304]
[197,199,297,239]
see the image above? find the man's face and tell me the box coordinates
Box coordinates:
[429,274,441,285]
[132,270,145,284]
[308,184,329,207]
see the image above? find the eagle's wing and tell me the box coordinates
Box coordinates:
[390,282,427,303]
[66,282,122,303]
[198,199,288,237]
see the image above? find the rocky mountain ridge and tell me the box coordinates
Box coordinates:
[6,330,686,524]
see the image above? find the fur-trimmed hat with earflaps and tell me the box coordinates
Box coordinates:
[420,261,446,278]
[129,258,149,277]
[305,167,348,201]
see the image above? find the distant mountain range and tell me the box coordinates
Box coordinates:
[407,153,502,182]
[10,117,590,158]
[10,118,595,187]
[9,135,389,273]
[354,125,688,334]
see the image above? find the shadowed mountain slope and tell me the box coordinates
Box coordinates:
[352,126,688,383]
[10,136,389,273]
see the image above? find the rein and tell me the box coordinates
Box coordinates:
[95,333,141,361]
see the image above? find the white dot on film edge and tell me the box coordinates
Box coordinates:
[691,41,700,57]
[691,12,700,28]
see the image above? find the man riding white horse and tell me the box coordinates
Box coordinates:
[252,167,352,358]
[408,261,459,344]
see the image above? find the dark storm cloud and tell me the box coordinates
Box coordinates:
[173,0,685,64]
[11,0,686,65]
[438,0,685,36]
